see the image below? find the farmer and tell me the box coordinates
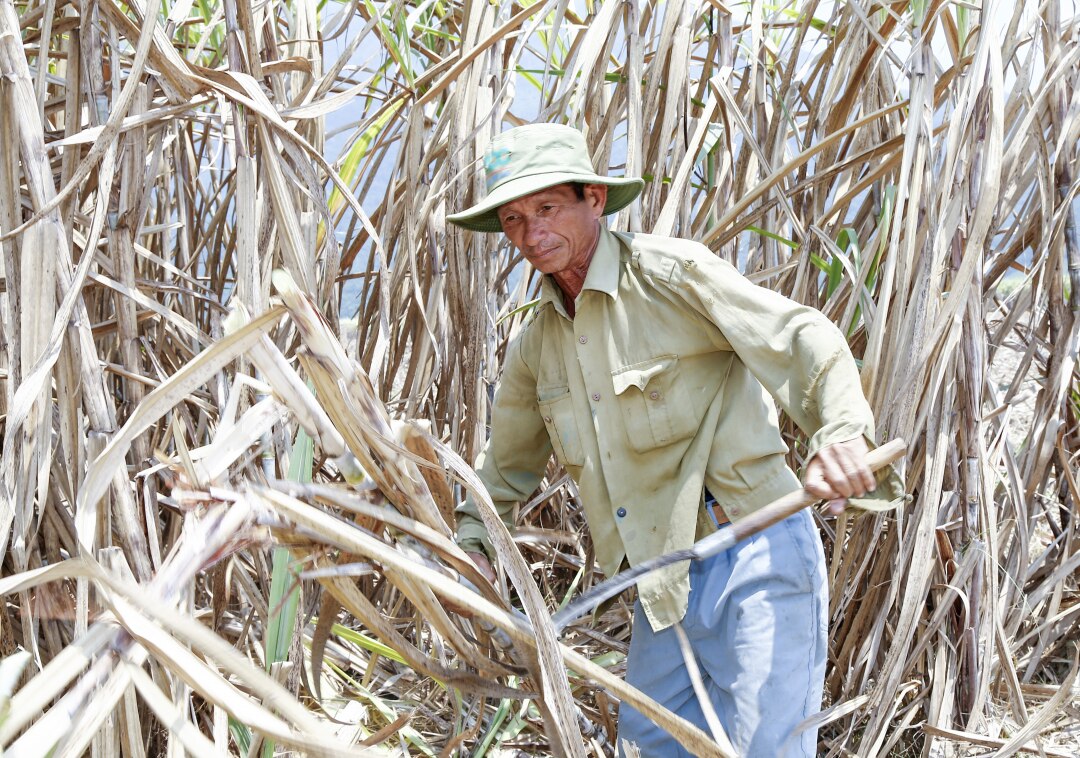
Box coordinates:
[447,123,900,756]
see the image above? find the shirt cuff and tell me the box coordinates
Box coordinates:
[806,420,870,461]
[455,518,495,558]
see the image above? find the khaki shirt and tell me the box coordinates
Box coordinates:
[457,227,900,631]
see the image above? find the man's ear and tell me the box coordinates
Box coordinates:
[584,183,608,217]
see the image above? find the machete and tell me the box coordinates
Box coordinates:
[550,438,907,634]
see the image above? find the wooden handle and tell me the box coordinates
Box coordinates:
[728,437,907,543]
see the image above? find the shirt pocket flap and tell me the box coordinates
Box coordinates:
[535,385,585,466]
[611,355,678,395]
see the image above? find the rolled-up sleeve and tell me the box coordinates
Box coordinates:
[455,337,553,556]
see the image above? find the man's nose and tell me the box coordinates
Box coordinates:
[522,217,548,246]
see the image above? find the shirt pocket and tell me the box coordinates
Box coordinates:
[611,355,697,452]
[536,385,586,467]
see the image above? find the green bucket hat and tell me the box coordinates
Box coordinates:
[446,123,645,233]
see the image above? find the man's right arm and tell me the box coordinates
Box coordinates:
[455,338,553,560]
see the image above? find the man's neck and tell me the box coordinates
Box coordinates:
[551,226,601,317]
[552,266,589,308]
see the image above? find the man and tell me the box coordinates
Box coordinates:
[447,123,900,756]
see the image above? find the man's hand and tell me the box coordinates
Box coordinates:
[803,436,876,515]
[466,551,496,583]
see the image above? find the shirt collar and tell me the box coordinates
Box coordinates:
[538,226,622,314]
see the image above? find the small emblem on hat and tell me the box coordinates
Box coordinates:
[484,148,513,190]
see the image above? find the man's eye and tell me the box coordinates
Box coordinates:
[540,205,555,213]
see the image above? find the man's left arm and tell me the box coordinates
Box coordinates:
[676,249,903,510]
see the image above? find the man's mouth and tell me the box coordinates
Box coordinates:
[531,245,559,259]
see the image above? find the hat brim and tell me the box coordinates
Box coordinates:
[446,172,645,233]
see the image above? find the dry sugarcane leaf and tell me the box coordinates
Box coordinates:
[125,661,219,756]
[0,619,115,745]
[396,420,456,531]
[8,652,126,756]
[922,725,1077,758]
[86,270,209,346]
[292,482,503,609]
[235,328,351,457]
[75,306,285,555]
[104,591,370,757]
[258,487,529,641]
[0,0,162,242]
[189,395,289,482]
[84,538,380,756]
[310,588,341,702]
[274,269,451,536]
[424,440,587,755]
[314,567,525,697]
[266,486,722,753]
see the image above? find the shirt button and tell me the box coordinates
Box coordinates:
[592,393,601,401]
[578,335,588,344]
[616,507,627,517]
[543,416,552,423]
[649,390,660,400]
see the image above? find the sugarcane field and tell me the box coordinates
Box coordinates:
[1,0,1079,755]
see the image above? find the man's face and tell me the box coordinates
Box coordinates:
[496,183,608,275]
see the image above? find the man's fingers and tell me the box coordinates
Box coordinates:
[803,462,839,499]
[836,436,875,495]
[808,437,876,500]
[466,551,496,583]
[826,498,847,515]
[818,448,856,498]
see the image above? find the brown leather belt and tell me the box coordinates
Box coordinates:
[711,502,730,526]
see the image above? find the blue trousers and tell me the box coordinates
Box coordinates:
[617,510,828,757]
